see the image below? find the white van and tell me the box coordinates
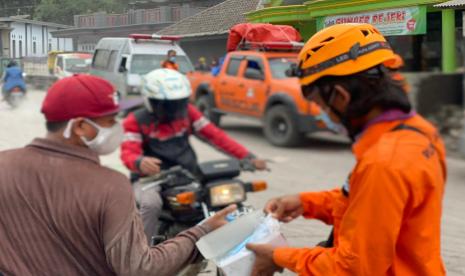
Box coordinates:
[90,34,194,98]
[55,53,92,79]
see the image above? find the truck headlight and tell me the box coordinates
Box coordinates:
[209,183,245,207]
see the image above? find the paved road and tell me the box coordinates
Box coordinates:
[1,90,464,275]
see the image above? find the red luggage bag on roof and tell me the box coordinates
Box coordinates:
[227,23,302,52]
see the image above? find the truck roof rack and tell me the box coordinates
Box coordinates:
[237,41,304,52]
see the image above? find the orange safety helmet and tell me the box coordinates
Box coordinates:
[294,23,397,86]
[384,54,404,70]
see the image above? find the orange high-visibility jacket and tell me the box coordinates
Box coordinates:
[273,114,447,275]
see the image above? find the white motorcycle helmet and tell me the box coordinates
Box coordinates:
[141,68,192,123]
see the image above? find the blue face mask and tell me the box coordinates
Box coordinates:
[318,111,348,135]
[169,56,176,63]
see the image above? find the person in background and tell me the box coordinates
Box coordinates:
[195,57,210,71]
[0,74,236,276]
[1,60,26,100]
[211,57,225,76]
[161,50,179,71]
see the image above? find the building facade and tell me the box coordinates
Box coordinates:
[0,17,72,59]
[247,0,462,73]
[52,1,223,53]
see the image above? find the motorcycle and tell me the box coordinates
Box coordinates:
[137,158,268,275]
[4,86,25,108]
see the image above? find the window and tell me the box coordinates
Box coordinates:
[49,43,52,52]
[92,49,111,70]
[33,42,37,54]
[130,54,193,74]
[226,57,242,76]
[268,57,297,79]
[18,41,22,57]
[12,40,16,58]
[244,58,264,80]
[108,50,119,71]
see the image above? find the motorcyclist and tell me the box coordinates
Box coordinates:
[1,60,26,100]
[121,68,267,240]
[247,23,447,275]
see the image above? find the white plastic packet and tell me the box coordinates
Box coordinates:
[196,212,287,276]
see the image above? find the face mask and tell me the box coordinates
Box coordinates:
[169,56,176,63]
[80,119,124,155]
[318,111,348,136]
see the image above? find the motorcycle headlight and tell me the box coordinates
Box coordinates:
[209,183,245,207]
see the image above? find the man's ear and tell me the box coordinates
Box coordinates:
[71,118,87,137]
[332,84,351,112]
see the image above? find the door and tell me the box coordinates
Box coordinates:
[215,55,246,113]
[239,56,268,116]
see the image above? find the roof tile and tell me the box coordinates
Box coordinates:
[157,0,260,37]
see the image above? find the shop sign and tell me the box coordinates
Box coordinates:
[316,6,427,36]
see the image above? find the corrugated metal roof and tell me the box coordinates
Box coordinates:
[434,0,465,8]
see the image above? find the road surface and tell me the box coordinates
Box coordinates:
[1,90,464,275]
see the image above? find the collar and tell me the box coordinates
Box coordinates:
[352,109,416,160]
[27,138,100,164]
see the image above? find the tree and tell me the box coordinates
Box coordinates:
[34,0,128,25]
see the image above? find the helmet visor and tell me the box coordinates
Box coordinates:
[148,98,189,123]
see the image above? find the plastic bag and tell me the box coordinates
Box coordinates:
[209,214,287,276]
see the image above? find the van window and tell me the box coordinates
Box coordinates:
[130,54,193,75]
[226,58,242,76]
[108,50,119,71]
[93,49,111,70]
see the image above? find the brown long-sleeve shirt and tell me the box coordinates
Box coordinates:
[0,138,209,276]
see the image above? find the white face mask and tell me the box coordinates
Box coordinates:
[63,119,124,155]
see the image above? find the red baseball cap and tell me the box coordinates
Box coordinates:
[42,74,121,122]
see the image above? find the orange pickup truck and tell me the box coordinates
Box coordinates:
[188,49,326,147]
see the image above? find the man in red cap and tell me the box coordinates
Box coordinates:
[0,74,235,276]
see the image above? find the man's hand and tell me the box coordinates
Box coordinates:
[202,204,237,231]
[252,159,268,171]
[246,243,282,276]
[139,157,162,176]
[265,194,303,223]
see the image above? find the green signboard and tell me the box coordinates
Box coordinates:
[316,6,427,36]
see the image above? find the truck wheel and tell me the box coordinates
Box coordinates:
[196,95,221,125]
[264,105,304,147]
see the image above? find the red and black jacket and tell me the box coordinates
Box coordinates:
[121,104,252,178]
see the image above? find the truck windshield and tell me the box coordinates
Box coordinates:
[65,58,91,73]
[268,58,297,79]
[130,54,194,75]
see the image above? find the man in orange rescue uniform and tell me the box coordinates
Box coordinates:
[247,23,447,275]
